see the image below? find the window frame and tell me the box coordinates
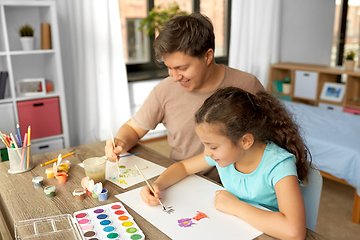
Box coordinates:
[126,0,232,82]
[335,0,348,66]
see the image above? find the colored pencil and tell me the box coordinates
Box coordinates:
[26,126,31,168]
[0,134,10,148]
[40,152,75,167]
[0,132,10,148]
[135,164,167,211]
[111,132,121,176]
[10,133,18,148]
[10,133,22,162]
[16,124,22,147]
[20,133,27,171]
[120,152,140,158]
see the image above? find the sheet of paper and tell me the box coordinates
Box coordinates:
[116,175,262,240]
[78,154,166,189]
[106,154,166,188]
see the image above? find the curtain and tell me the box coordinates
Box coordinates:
[229,0,281,88]
[56,0,131,146]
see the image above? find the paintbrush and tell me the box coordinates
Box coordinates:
[135,164,167,211]
[111,132,121,177]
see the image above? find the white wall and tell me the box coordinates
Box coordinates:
[280,0,335,65]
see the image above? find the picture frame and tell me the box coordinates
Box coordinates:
[17,78,46,97]
[320,82,346,102]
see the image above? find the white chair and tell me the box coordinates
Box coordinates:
[300,165,323,232]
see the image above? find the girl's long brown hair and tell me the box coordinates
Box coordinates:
[195,87,311,181]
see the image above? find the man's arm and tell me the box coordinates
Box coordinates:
[105,119,149,162]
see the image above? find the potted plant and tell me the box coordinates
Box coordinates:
[138,3,188,36]
[344,50,355,71]
[282,76,291,95]
[19,24,35,50]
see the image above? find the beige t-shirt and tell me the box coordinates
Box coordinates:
[132,65,265,160]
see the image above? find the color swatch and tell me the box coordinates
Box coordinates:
[74,202,145,240]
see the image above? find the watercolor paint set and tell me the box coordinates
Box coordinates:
[14,202,145,240]
[74,202,145,240]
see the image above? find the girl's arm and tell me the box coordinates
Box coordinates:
[140,153,212,206]
[214,175,306,240]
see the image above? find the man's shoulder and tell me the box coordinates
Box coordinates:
[224,65,256,79]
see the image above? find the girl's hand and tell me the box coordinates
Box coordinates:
[140,184,162,206]
[214,190,241,216]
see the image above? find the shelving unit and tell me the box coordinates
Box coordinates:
[268,62,360,113]
[0,1,69,157]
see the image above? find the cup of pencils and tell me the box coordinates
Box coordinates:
[0,126,34,174]
[8,144,33,173]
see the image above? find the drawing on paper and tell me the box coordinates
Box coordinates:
[178,218,195,228]
[163,205,174,214]
[105,154,166,189]
[177,211,209,228]
[107,165,152,186]
[192,211,209,221]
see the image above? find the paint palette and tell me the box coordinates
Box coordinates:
[74,202,145,240]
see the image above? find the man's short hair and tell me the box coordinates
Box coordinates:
[154,13,215,61]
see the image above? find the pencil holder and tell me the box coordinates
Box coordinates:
[7,144,34,174]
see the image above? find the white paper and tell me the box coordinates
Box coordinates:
[116,175,262,240]
[78,154,166,189]
[105,154,166,188]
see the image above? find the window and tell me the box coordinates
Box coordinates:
[118,0,231,81]
[332,0,360,67]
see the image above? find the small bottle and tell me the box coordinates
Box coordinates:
[44,186,56,198]
[32,176,43,188]
[73,188,86,200]
[57,172,67,183]
[45,168,55,178]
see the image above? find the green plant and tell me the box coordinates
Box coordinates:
[139,3,188,36]
[19,24,34,37]
[345,50,355,60]
[283,76,291,84]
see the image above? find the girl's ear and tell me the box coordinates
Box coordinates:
[241,133,254,149]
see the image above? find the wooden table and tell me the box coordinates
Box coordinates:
[0,141,326,240]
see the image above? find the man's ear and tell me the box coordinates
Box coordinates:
[241,133,254,150]
[205,48,214,65]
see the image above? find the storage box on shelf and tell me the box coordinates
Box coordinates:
[0,1,69,154]
[268,62,360,112]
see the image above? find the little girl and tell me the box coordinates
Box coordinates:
[140,87,311,240]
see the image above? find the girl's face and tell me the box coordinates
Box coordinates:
[195,123,245,168]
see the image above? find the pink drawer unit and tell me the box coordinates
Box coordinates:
[17,97,62,139]
[344,107,360,115]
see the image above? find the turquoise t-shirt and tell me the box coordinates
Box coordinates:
[205,141,297,211]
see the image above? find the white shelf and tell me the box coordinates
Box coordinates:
[0,1,69,152]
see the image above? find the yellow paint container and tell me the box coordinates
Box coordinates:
[46,168,54,178]
[58,164,69,173]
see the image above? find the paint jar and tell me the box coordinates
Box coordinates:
[57,172,67,183]
[61,160,71,169]
[58,164,69,173]
[7,144,34,174]
[92,191,98,198]
[83,157,106,184]
[32,176,43,188]
[98,189,108,201]
[46,168,55,178]
[44,185,56,198]
[73,188,86,200]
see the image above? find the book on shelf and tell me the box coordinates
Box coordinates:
[41,23,52,49]
[0,71,8,99]
[272,79,283,93]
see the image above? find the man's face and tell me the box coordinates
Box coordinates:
[163,51,209,92]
